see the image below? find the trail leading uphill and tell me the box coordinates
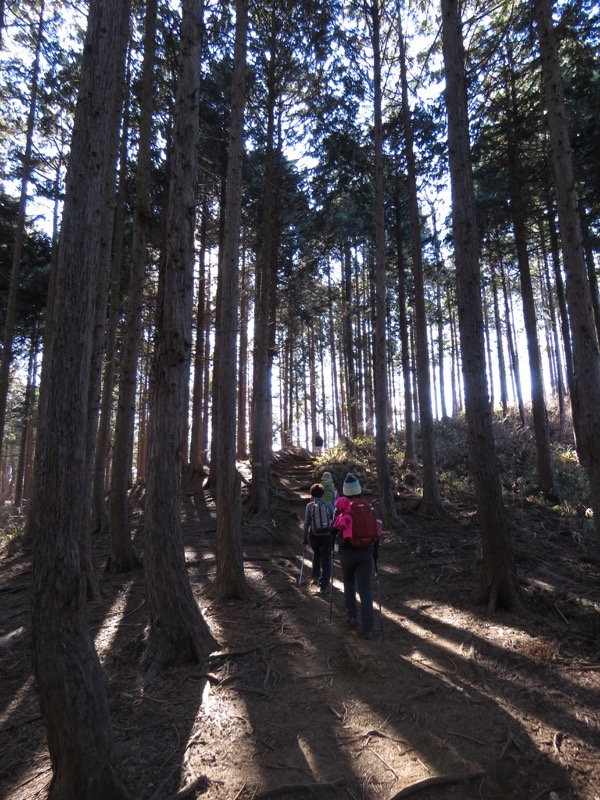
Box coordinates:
[0,449,598,799]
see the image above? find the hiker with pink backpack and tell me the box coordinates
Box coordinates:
[333,473,382,640]
[302,483,335,594]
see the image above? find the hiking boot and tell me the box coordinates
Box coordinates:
[347,617,358,629]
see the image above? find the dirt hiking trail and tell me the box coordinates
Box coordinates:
[1,448,599,800]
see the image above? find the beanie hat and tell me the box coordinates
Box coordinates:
[343,473,361,496]
[321,471,333,482]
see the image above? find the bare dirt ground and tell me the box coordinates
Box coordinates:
[1,448,599,800]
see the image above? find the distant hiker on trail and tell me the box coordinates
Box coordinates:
[314,433,324,455]
[321,471,338,505]
[335,473,381,640]
[302,483,334,594]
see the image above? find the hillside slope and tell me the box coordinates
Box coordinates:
[1,439,599,799]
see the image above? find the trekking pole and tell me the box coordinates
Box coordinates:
[374,557,384,642]
[297,543,307,586]
[329,534,335,622]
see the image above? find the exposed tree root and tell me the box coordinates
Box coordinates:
[164,775,210,800]
[255,779,345,798]
[387,770,487,798]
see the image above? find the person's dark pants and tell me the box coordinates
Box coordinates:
[309,532,333,589]
[339,544,374,633]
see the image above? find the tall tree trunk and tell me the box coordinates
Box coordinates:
[364,266,375,432]
[395,188,417,466]
[207,177,228,488]
[449,303,461,414]
[342,241,359,437]
[91,58,130,541]
[534,0,600,541]
[237,250,249,458]
[580,210,600,348]
[430,332,439,417]
[108,0,157,573]
[308,324,318,447]
[249,25,279,514]
[0,0,44,458]
[505,57,555,495]
[320,349,328,445]
[483,292,494,410]
[441,0,519,611]
[538,214,565,422]
[490,260,509,416]
[136,337,150,480]
[500,261,527,426]
[15,333,39,508]
[200,265,212,462]
[31,0,133,796]
[214,0,249,601]
[24,139,64,542]
[190,199,209,472]
[430,205,448,420]
[144,0,218,682]
[281,323,291,445]
[545,193,575,397]
[398,12,442,514]
[327,271,342,439]
[22,379,36,503]
[355,259,366,432]
[81,52,125,602]
[367,0,400,527]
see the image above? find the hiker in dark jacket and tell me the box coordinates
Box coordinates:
[336,473,381,639]
[302,483,334,593]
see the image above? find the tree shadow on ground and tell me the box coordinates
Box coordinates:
[0,448,598,799]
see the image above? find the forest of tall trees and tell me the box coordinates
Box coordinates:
[1,0,599,795]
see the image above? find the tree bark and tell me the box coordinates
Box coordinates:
[84,30,128,601]
[0,0,44,458]
[490,260,509,416]
[500,261,527,426]
[545,193,575,400]
[237,251,250,458]
[430,206,448,420]
[505,57,555,494]
[109,0,158,573]
[249,18,279,514]
[214,0,249,601]
[483,289,494,411]
[190,199,210,472]
[368,0,400,528]
[534,0,600,541]
[24,137,63,543]
[342,241,359,437]
[144,0,218,682]
[581,210,600,348]
[15,333,39,507]
[91,62,130,543]
[394,187,417,466]
[441,0,520,611]
[538,214,565,422]
[31,0,132,796]
[398,11,442,514]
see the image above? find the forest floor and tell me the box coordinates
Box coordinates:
[1,441,600,800]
